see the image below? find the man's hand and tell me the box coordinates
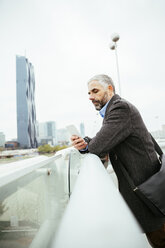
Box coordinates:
[71,135,88,150]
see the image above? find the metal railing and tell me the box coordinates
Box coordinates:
[0,148,81,248]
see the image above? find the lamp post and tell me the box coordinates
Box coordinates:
[109,33,121,95]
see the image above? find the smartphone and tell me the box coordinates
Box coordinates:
[66,125,81,137]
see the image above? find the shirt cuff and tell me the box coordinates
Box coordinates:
[79,145,88,151]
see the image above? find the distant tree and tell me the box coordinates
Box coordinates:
[58,145,68,150]
[38,144,53,154]
[38,144,68,154]
[52,145,68,152]
[0,147,4,152]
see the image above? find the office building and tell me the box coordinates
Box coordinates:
[16,55,37,148]
[37,121,57,146]
[5,141,19,149]
[0,132,5,147]
[57,128,70,145]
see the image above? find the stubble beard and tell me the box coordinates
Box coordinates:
[93,92,109,111]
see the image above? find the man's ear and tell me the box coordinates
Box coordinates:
[108,85,114,96]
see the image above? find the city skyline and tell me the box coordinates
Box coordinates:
[0,0,165,140]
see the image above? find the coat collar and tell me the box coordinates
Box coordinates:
[105,94,121,116]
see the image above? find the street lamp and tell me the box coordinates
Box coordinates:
[109,33,121,95]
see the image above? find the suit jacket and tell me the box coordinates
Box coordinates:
[84,94,165,232]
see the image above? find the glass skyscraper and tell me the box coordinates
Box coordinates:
[16,55,37,148]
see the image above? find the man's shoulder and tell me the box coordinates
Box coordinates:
[106,95,140,120]
[108,95,130,110]
[105,95,139,118]
[113,98,124,105]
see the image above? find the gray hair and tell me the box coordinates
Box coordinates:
[87,74,115,93]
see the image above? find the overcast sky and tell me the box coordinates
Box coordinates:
[0,0,165,140]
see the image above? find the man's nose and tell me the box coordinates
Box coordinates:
[89,94,95,101]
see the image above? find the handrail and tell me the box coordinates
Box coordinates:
[52,153,149,248]
[0,154,62,188]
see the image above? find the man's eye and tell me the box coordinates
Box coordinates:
[93,90,98,93]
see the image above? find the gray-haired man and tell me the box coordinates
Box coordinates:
[71,74,165,248]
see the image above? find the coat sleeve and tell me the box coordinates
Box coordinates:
[88,101,132,156]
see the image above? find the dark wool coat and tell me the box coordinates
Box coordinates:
[84,94,165,232]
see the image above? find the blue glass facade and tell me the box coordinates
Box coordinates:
[16,56,37,148]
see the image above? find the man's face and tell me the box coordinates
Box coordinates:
[88,81,112,110]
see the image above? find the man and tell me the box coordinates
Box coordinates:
[71,74,165,248]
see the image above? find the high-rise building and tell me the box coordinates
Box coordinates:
[57,128,70,145]
[47,121,56,138]
[0,132,5,147]
[37,121,57,146]
[16,55,37,148]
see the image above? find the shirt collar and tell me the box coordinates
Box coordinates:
[99,100,110,118]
